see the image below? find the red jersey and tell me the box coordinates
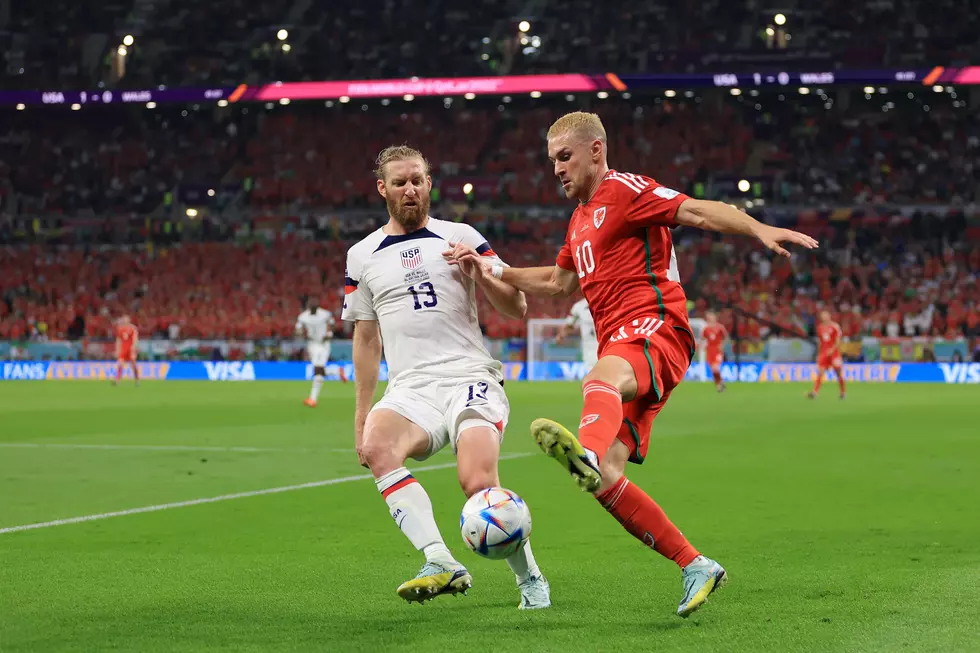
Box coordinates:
[816,321,842,354]
[115,323,138,347]
[556,170,692,354]
[702,323,728,353]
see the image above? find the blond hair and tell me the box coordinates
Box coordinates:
[374,145,430,181]
[547,112,607,144]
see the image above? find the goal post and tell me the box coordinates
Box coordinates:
[526,317,708,381]
[527,318,576,381]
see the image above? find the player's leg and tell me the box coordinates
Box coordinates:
[453,382,550,610]
[530,353,635,492]
[114,356,125,385]
[833,357,846,398]
[809,364,826,398]
[361,403,470,602]
[711,354,724,391]
[595,418,699,569]
[583,344,599,371]
[595,402,726,618]
[130,356,140,386]
[305,345,326,407]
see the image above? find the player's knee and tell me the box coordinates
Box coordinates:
[597,441,629,494]
[582,356,635,398]
[456,425,501,497]
[459,473,498,498]
[360,430,404,473]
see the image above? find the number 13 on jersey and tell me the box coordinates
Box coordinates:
[574,241,595,279]
[408,282,438,310]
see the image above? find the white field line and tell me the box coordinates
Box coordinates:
[0,452,534,535]
[0,442,354,454]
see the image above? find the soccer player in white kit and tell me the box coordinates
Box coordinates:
[343,146,550,609]
[295,297,339,407]
[555,297,599,370]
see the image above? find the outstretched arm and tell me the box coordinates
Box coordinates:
[443,243,528,319]
[675,199,818,257]
[444,244,579,298]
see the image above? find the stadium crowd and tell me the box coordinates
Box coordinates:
[6,0,979,90]
[2,0,978,355]
[2,92,977,218]
[2,212,977,347]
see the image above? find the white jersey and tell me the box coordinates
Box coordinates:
[566,298,598,353]
[296,308,335,345]
[565,297,598,348]
[342,217,504,387]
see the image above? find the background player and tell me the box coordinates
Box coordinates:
[809,310,846,400]
[345,145,550,609]
[295,296,344,408]
[449,111,817,618]
[701,311,728,392]
[555,297,598,370]
[113,315,139,386]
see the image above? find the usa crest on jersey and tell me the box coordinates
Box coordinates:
[401,247,423,270]
[593,206,606,229]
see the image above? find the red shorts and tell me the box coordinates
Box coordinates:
[707,350,724,369]
[118,348,135,362]
[603,327,694,465]
[817,352,842,369]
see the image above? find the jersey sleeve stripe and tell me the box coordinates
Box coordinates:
[344,277,359,294]
[476,242,497,257]
[608,173,644,194]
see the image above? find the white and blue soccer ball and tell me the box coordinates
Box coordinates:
[460,487,532,560]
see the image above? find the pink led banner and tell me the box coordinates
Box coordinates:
[251,74,601,101]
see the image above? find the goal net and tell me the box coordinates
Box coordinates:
[526,317,709,381]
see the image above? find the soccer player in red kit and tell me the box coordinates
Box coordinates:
[447,112,817,618]
[701,311,728,392]
[809,310,846,399]
[114,315,140,386]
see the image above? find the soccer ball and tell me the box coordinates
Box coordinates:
[460,487,532,560]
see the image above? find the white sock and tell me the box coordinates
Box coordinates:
[310,374,324,401]
[505,539,540,582]
[376,467,456,565]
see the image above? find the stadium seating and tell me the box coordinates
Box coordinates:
[2,214,977,344]
[3,92,975,218]
[2,0,978,349]
[6,0,979,88]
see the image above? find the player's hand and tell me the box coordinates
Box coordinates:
[443,242,491,282]
[756,225,819,258]
[355,421,369,468]
[356,446,368,468]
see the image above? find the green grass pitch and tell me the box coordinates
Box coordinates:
[1,380,978,652]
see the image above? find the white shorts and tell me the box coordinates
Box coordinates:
[582,341,599,370]
[308,343,331,368]
[371,375,510,461]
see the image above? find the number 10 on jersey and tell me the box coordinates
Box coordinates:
[574,241,595,278]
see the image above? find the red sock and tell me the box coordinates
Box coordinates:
[712,370,722,386]
[596,476,700,568]
[578,380,623,464]
[339,367,348,383]
[132,363,140,381]
[116,363,124,381]
[813,371,823,393]
[835,367,845,394]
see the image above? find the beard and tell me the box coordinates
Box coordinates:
[386,193,431,231]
